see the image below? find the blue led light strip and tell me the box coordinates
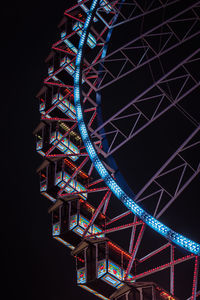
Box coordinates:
[74,0,200,256]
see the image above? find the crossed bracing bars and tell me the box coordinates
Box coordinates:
[76,1,200,297]
[79,1,200,223]
[38,0,200,298]
[82,188,199,298]
[79,0,200,245]
[89,47,200,157]
[134,125,200,219]
[84,0,200,92]
[85,1,200,157]
[95,0,181,29]
[66,171,199,297]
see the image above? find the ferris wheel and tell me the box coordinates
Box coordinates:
[34,0,200,299]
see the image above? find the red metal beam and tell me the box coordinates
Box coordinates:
[87,220,143,237]
[129,254,195,281]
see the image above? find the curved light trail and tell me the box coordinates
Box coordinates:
[74,0,200,256]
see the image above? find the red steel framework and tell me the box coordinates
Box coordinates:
[34,1,200,299]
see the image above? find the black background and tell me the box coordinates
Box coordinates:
[2,1,95,299]
[1,1,200,299]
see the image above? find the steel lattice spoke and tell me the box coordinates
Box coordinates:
[84,0,200,91]
[96,0,181,29]
[134,125,200,218]
[90,48,200,157]
[34,1,200,299]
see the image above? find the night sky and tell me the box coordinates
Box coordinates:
[2,1,94,299]
[2,1,200,299]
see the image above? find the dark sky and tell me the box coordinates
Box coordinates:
[2,1,94,299]
[1,1,199,299]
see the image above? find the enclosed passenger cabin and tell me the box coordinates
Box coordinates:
[110,281,178,300]
[48,197,106,250]
[45,50,77,87]
[54,157,89,199]
[34,120,82,160]
[36,155,89,203]
[36,85,77,120]
[71,238,135,299]
[37,159,57,202]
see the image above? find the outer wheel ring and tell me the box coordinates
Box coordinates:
[74,0,200,256]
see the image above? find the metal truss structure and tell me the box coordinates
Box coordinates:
[34,0,200,299]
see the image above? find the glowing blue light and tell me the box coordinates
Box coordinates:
[77,0,98,22]
[99,0,112,13]
[73,0,200,256]
[63,39,78,54]
[61,31,66,39]
[73,21,96,49]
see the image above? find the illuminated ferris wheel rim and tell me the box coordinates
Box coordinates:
[73,0,200,255]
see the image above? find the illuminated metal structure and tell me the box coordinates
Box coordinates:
[35,0,200,299]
